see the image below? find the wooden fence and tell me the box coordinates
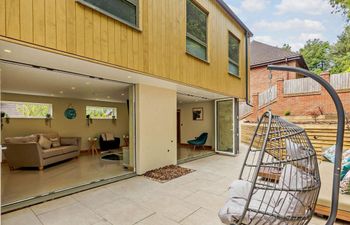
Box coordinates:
[241,123,350,159]
[330,72,350,90]
[284,77,321,95]
[258,85,277,107]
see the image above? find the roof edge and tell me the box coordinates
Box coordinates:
[251,56,309,70]
[216,0,253,37]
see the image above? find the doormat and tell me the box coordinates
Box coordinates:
[144,165,195,183]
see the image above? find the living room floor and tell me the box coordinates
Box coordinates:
[177,145,214,161]
[1,152,132,205]
[2,145,347,225]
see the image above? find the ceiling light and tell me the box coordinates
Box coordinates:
[85,82,90,85]
[71,87,76,90]
[127,76,132,79]
[121,93,125,96]
[59,91,64,94]
[107,96,111,99]
[3,49,11,53]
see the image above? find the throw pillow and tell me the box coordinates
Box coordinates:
[38,135,52,149]
[341,161,350,180]
[105,132,114,141]
[285,139,310,168]
[101,133,107,141]
[50,137,61,148]
[340,170,350,194]
[322,145,336,163]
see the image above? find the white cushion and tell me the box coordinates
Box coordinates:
[105,132,114,141]
[38,135,52,149]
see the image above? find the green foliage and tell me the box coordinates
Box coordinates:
[16,103,50,117]
[299,39,331,74]
[186,0,207,43]
[284,110,291,116]
[329,0,350,20]
[330,25,350,73]
[281,43,292,51]
[86,107,116,119]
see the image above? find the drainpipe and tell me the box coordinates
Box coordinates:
[245,32,253,107]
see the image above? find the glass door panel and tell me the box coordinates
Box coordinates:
[215,99,235,155]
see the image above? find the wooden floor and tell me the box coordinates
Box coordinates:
[1,153,132,205]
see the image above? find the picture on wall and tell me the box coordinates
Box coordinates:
[192,107,203,121]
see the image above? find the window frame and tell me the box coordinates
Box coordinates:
[86,105,118,120]
[186,0,209,62]
[76,0,140,30]
[228,32,240,77]
[1,101,53,119]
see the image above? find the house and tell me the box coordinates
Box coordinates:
[250,41,308,94]
[0,0,252,212]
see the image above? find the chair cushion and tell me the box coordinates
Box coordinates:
[42,146,77,158]
[105,132,114,141]
[38,135,52,149]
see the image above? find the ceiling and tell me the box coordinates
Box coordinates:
[0,40,228,103]
[1,62,130,102]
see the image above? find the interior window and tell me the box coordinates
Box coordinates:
[77,0,138,27]
[228,33,240,76]
[86,106,117,119]
[1,101,52,118]
[186,0,208,61]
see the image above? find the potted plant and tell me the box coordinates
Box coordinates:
[86,114,93,126]
[45,113,52,127]
[1,111,9,129]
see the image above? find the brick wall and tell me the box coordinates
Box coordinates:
[244,72,350,121]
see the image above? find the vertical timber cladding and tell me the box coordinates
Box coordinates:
[0,0,248,98]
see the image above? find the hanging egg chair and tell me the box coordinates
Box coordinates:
[219,66,345,225]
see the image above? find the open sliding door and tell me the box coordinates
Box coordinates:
[215,98,238,155]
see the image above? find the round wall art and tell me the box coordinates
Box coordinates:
[64,105,77,120]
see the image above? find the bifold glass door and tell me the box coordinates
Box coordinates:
[215,99,236,155]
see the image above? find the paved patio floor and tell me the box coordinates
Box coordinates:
[2,145,348,225]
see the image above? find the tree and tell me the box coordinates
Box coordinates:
[329,0,350,20]
[281,43,292,51]
[330,25,350,73]
[299,39,331,74]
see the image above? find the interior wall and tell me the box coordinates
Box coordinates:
[1,93,129,150]
[136,84,177,174]
[177,101,215,147]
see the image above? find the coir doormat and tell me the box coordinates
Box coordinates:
[144,165,195,183]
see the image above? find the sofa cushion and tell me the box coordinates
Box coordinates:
[42,146,78,158]
[50,137,61,148]
[105,132,114,141]
[38,132,59,140]
[60,138,78,146]
[341,170,350,194]
[38,135,52,149]
[4,135,37,144]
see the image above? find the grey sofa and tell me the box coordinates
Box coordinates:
[4,132,81,170]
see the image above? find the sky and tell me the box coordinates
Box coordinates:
[225,0,348,51]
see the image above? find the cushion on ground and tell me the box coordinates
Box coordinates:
[42,146,78,158]
[340,170,350,194]
[317,161,350,211]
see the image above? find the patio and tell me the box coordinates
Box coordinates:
[1,145,347,225]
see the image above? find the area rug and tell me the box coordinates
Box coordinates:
[100,153,121,161]
[144,165,195,183]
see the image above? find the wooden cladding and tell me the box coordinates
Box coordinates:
[0,0,248,98]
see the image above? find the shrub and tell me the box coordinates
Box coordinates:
[284,110,291,116]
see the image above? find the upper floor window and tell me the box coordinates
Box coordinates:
[186,0,208,61]
[228,33,240,76]
[77,0,138,28]
[86,106,117,119]
[1,101,53,118]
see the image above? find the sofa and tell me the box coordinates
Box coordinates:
[4,132,81,170]
[315,161,350,222]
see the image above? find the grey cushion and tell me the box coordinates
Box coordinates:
[38,135,52,149]
[42,146,78,158]
[50,137,61,148]
[4,135,37,144]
